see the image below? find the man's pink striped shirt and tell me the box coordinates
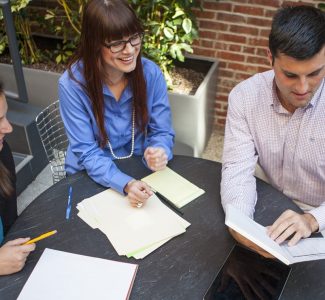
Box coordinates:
[221,70,325,231]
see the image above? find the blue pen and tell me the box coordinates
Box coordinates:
[66,186,73,220]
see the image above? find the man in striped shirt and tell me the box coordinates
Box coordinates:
[221,5,325,255]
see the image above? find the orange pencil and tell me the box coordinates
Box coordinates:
[24,230,57,245]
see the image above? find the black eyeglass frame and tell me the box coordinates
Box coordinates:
[103,33,144,53]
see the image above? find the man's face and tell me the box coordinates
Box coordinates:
[268,46,325,113]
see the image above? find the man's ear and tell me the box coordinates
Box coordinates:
[266,48,273,66]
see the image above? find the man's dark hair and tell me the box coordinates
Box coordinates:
[269,5,325,61]
[0,80,3,94]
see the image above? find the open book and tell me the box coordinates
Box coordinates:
[225,205,325,265]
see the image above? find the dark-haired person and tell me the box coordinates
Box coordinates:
[59,0,174,208]
[0,82,35,275]
[221,5,325,255]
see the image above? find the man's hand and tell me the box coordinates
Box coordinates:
[0,238,36,275]
[267,210,319,246]
[124,179,153,208]
[144,147,168,171]
[228,228,274,259]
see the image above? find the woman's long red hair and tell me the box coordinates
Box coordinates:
[68,0,148,148]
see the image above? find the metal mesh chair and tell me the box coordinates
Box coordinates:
[36,100,68,184]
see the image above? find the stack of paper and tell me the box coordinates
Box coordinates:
[141,167,205,208]
[17,248,138,300]
[225,204,325,265]
[77,189,190,259]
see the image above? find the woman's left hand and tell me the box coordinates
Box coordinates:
[144,147,168,171]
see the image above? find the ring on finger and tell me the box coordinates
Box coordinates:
[136,202,143,208]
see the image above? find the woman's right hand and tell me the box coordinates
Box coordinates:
[124,180,153,208]
[0,238,36,275]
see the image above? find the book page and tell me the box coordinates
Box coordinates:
[281,238,325,259]
[225,205,291,264]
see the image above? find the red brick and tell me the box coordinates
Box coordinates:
[256,48,267,56]
[217,95,229,102]
[199,30,217,40]
[228,62,258,73]
[242,46,256,54]
[193,48,216,57]
[230,25,259,36]
[201,40,214,48]
[233,5,264,15]
[217,87,232,94]
[203,2,233,11]
[215,42,228,50]
[260,29,270,38]
[282,1,314,8]
[218,78,238,88]
[250,0,281,7]
[258,66,272,73]
[192,40,200,47]
[246,56,269,65]
[195,10,216,19]
[248,37,269,47]
[216,118,226,126]
[219,69,234,78]
[218,33,246,44]
[199,20,229,31]
[235,72,252,81]
[228,44,242,52]
[218,61,227,69]
[217,12,247,24]
[265,9,277,18]
[215,102,222,109]
[218,51,245,62]
[247,17,272,27]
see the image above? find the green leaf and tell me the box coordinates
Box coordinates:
[44,14,54,20]
[176,48,185,62]
[182,18,192,34]
[163,27,174,40]
[172,9,184,19]
[55,55,62,64]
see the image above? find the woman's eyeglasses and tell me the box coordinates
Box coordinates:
[104,33,144,53]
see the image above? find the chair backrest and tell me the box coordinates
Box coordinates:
[35,100,68,183]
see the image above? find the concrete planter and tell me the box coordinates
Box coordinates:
[170,54,218,157]
[0,54,218,157]
[0,63,60,108]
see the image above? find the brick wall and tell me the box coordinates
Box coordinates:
[193,0,324,126]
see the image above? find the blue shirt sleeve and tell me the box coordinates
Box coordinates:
[59,76,133,194]
[143,59,175,160]
[0,217,3,244]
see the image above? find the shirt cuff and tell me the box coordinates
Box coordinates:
[109,170,134,195]
[308,206,325,232]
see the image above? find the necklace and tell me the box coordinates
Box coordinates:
[107,107,135,160]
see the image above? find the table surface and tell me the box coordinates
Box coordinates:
[0,155,324,300]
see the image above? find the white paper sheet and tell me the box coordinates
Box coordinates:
[142,167,205,208]
[77,189,190,257]
[17,248,137,300]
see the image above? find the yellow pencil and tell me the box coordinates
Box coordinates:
[24,230,57,245]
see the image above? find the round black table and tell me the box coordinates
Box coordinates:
[0,156,324,299]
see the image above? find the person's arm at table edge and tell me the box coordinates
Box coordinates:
[221,86,274,257]
[142,61,175,168]
[59,79,134,195]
